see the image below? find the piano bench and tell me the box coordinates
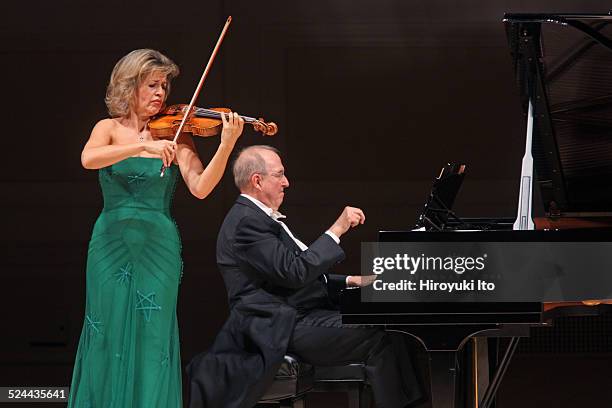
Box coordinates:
[257,355,314,408]
[312,363,372,408]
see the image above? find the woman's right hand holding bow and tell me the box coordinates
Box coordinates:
[144,140,177,168]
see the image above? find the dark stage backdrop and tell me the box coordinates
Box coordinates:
[2,1,611,407]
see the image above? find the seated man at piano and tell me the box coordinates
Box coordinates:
[187,145,422,408]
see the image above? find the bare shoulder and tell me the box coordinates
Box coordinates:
[87,118,118,145]
[92,118,118,134]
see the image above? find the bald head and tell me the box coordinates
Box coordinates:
[232,145,289,210]
[233,145,281,192]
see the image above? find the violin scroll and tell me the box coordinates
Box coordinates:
[253,118,278,136]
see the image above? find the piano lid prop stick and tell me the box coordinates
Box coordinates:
[513,99,535,230]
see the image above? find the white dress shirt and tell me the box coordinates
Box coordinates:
[240,194,349,287]
[240,194,340,247]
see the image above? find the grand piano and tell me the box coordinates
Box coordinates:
[341,13,612,408]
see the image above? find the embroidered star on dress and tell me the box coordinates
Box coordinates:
[135,290,162,322]
[127,172,146,184]
[160,352,169,366]
[115,263,133,285]
[86,315,102,336]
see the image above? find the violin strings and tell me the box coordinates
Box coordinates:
[192,107,257,123]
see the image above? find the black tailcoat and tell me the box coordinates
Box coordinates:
[187,196,346,408]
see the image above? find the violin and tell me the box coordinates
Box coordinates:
[159,16,277,177]
[149,104,277,138]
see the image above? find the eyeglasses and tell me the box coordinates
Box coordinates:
[269,170,285,178]
[258,170,285,179]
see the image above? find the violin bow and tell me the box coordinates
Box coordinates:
[160,15,233,177]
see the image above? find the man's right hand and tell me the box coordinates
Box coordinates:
[329,206,365,238]
[346,275,376,287]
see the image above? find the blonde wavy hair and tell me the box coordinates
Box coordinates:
[105,49,179,118]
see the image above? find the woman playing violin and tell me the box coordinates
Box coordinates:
[68,48,244,408]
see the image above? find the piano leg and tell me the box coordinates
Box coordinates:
[480,337,521,408]
[390,325,529,408]
[474,337,491,407]
[428,341,517,408]
[429,350,460,408]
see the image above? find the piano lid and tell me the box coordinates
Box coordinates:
[504,13,612,214]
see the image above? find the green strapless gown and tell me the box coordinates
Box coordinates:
[69,157,183,408]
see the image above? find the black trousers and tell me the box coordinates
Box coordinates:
[287,309,421,408]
